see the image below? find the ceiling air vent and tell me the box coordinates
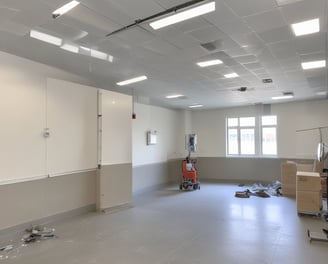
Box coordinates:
[262,78,273,83]
[200,40,223,52]
[238,87,247,92]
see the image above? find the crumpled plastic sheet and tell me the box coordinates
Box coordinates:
[251,181,282,196]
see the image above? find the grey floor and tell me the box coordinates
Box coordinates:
[1,183,328,264]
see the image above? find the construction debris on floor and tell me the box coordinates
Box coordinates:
[308,228,328,243]
[23,226,56,243]
[235,181,282,198]
[0,226,56,260]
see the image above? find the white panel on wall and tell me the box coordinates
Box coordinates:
[0,62,46,183]
[101,90,132,165]
[46,78,98,175]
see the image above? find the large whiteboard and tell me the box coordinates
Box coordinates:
[46,78,98,175]
[101,90,132,165]
[0,70,46,183]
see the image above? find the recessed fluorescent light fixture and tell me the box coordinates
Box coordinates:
[189,104,203,108]
[291,18,320,36]
[197,59,223,67]
[224,73,239,79]
[272,94,294,100]
[301,60,326,70]
[52,0,80,19]
[60,43,79,53]
[166,94,184,99]
[30,30,62,46]
[316,91,327,96]
[117,76,148,86]
[90,49,108,60]
[108,55,114,63]
[149,1,215,30]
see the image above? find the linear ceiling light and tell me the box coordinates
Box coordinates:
[52,1,80,19]
[166,94,184,99]
[189,104,204,108]
[60,43,79,53]
[30,30,62,46]
[224,73,239,79]
[117,76,148,86]
[272,93,294,100]
[197,59,223,67]
[301,60,326,70]
[90,49,108,60]
[316,91,327,96]
[149,1,215,30]
[291,18,319,36]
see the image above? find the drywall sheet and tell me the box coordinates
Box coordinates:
[101,90,132,165]
[46,78,97,175]
[0,69,46,183]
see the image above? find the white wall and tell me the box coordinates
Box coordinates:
[0,51,92,183]
[132,103,186,166]
[0,51,96,230]
[191,100,328,159]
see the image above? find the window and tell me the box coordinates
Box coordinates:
[261,116,277,155]
[227,116,277,156]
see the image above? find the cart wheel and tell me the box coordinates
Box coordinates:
[179,184,182,190]
[198,185,200,190]
[193,184,197,190]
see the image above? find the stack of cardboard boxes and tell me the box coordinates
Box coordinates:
[296,171,321,214]
[281,161,326,215]
[280,162,313,197]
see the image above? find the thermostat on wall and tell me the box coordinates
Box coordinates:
[147,130,157,145]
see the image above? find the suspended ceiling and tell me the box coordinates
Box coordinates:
[0,0,327,109]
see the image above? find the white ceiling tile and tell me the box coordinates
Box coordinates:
[268,39,297,59]
[258,26,294,44]
[107,0,164,19]
[143,38,180,56]
[154,26,203,49]
[218,18,252,36]
[294,33,325,55]
[244,9,287,33]
[278,57,302,71]
[225,48,249,57]
[58,5,122,37]
[174,17,210,33]
[0,21,29,36]
[116,27,156,46]
[188,26,226,43]
[234,55,258,64]
[224,0,278,17]
[153,0,187,9]
[204,1,239,26]
[286,70,308,83]
[243,62,264,70]
[299,51,326,62]
[280,0,325,23]
[41,21,88,41]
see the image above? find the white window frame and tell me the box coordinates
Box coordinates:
[260,116,278,156]
[226,116,277,157]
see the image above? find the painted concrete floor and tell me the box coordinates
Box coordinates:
[1,183,328,263]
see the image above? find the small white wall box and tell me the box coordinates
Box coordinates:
[147,130,157,145]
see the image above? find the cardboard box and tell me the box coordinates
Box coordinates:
[281,163,297,184]
[296,163,313,172]
[282,183,296,197]
[321,176,327,198]
[297,190,322,213]
[296,171,321,191]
